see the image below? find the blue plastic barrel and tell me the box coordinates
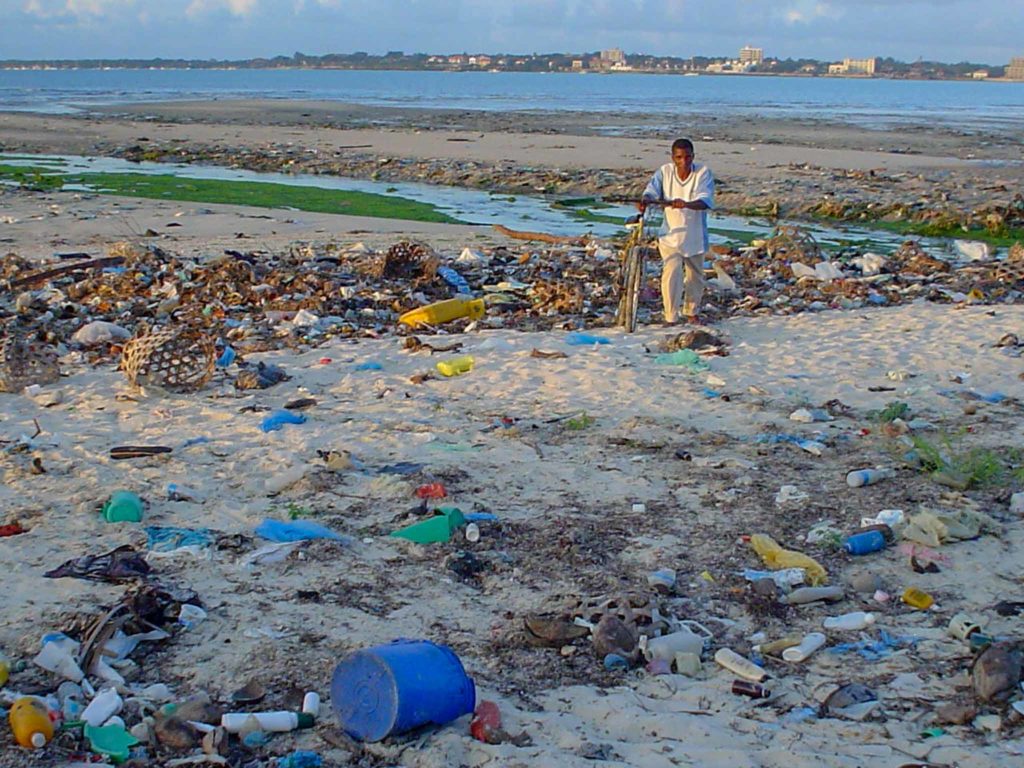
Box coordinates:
[330,640,475,742]
[843,530,886,555]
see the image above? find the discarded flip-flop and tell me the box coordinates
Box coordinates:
[110,445,173,460]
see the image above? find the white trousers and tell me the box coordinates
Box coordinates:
[658,241,706,321]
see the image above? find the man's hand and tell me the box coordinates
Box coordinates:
[670,198,687,209]
[636,199,649,213]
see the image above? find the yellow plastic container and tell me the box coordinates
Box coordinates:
[399,298,485,328]
[902,587,934,610]
[436,356,475,377]
[9,697,53,749]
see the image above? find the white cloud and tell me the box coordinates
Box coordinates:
[780,1,840,24]
[22,0,134,18]
[185,0,258,19]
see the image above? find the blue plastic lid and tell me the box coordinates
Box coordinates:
[331,651,398,742]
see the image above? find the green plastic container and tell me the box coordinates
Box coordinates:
[102,491,144,523]
[390,507,465,544]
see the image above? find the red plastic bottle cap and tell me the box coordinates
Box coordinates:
[319,358,332,364]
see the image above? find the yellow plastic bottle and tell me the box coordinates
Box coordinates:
[436,356,475,377]
[902,587,934,610]
[9,697,54,749]
[399,297,485,328]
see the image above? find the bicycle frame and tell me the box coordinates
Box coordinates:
[616,201,669,332]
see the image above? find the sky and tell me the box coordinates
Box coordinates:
[0,0,1020,64]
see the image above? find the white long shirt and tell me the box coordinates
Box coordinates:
[642,161,715,256]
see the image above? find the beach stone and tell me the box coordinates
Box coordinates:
[848,571,885,594]
[935,700,977,725]
[592,616,638,662]
[153,714,197,750]
[1010,492,1024,515]
[971,643,1022,702]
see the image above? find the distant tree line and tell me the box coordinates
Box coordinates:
[0,51,1008,79]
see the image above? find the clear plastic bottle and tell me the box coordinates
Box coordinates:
[823,612,876,631]
[846,468,895,488]
[781,632,827,662]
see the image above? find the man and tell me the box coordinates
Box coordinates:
[640,138,715,325]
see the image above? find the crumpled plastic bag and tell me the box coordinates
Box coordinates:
[902,507,1002,547]
[654,349,710,372]
[749,534,828,585]
[71,321,131,346]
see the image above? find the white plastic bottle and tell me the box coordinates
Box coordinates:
[713,648,767,682]
[221,711,315,733]
[782,632,827,662]
[823,612,876,631]
[82,688,124,727]
[846,468,895,488]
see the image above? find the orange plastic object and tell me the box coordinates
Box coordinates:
[415,483,447,500]
[902,587,934,610]
[470,701,502,744]
[9,697,53,749]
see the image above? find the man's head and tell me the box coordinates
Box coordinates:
[671,138,694,177]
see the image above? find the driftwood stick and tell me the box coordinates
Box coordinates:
[492,224,589,246]
[3,256,126,292]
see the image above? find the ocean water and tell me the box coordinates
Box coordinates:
[1,69,1023,132]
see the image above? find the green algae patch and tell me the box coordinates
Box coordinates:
[0,165,463,224]
[867,219,1024,249]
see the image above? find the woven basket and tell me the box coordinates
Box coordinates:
[120,326,215,392]
[0,324,60,393]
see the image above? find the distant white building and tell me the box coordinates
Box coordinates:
[829,57,877,75]
[600,48,626,64]
[739,45,763,64]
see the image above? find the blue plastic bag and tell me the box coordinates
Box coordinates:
[261,410,307,433]
[566,332,610,346]
[255,519,349,543]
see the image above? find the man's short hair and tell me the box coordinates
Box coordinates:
[671,138,694,154]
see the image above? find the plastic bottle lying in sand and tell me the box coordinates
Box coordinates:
[780,586,845,605]
[753,635,802,658]
[732,680,771,699]
[843,530,887,556]
[8,697,54,748]
[221,711,315,734]
[82,688,123,727]
[643,630,704,662]
[782,632,827,663]
[714,648,767,682]
[846,468,895,488]
[823,612,876,631]
[399,297,485,329]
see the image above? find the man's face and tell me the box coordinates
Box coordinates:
[672,146,694,177]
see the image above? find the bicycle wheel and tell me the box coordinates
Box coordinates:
[620,245,644,333]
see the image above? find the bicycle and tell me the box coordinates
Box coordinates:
[613,200,670,333]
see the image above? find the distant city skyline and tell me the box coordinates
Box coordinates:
[0,1,1021,65]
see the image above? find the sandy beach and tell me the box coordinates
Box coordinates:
[1,101,1023,767]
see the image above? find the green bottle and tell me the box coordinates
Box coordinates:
[102,491,144,523]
